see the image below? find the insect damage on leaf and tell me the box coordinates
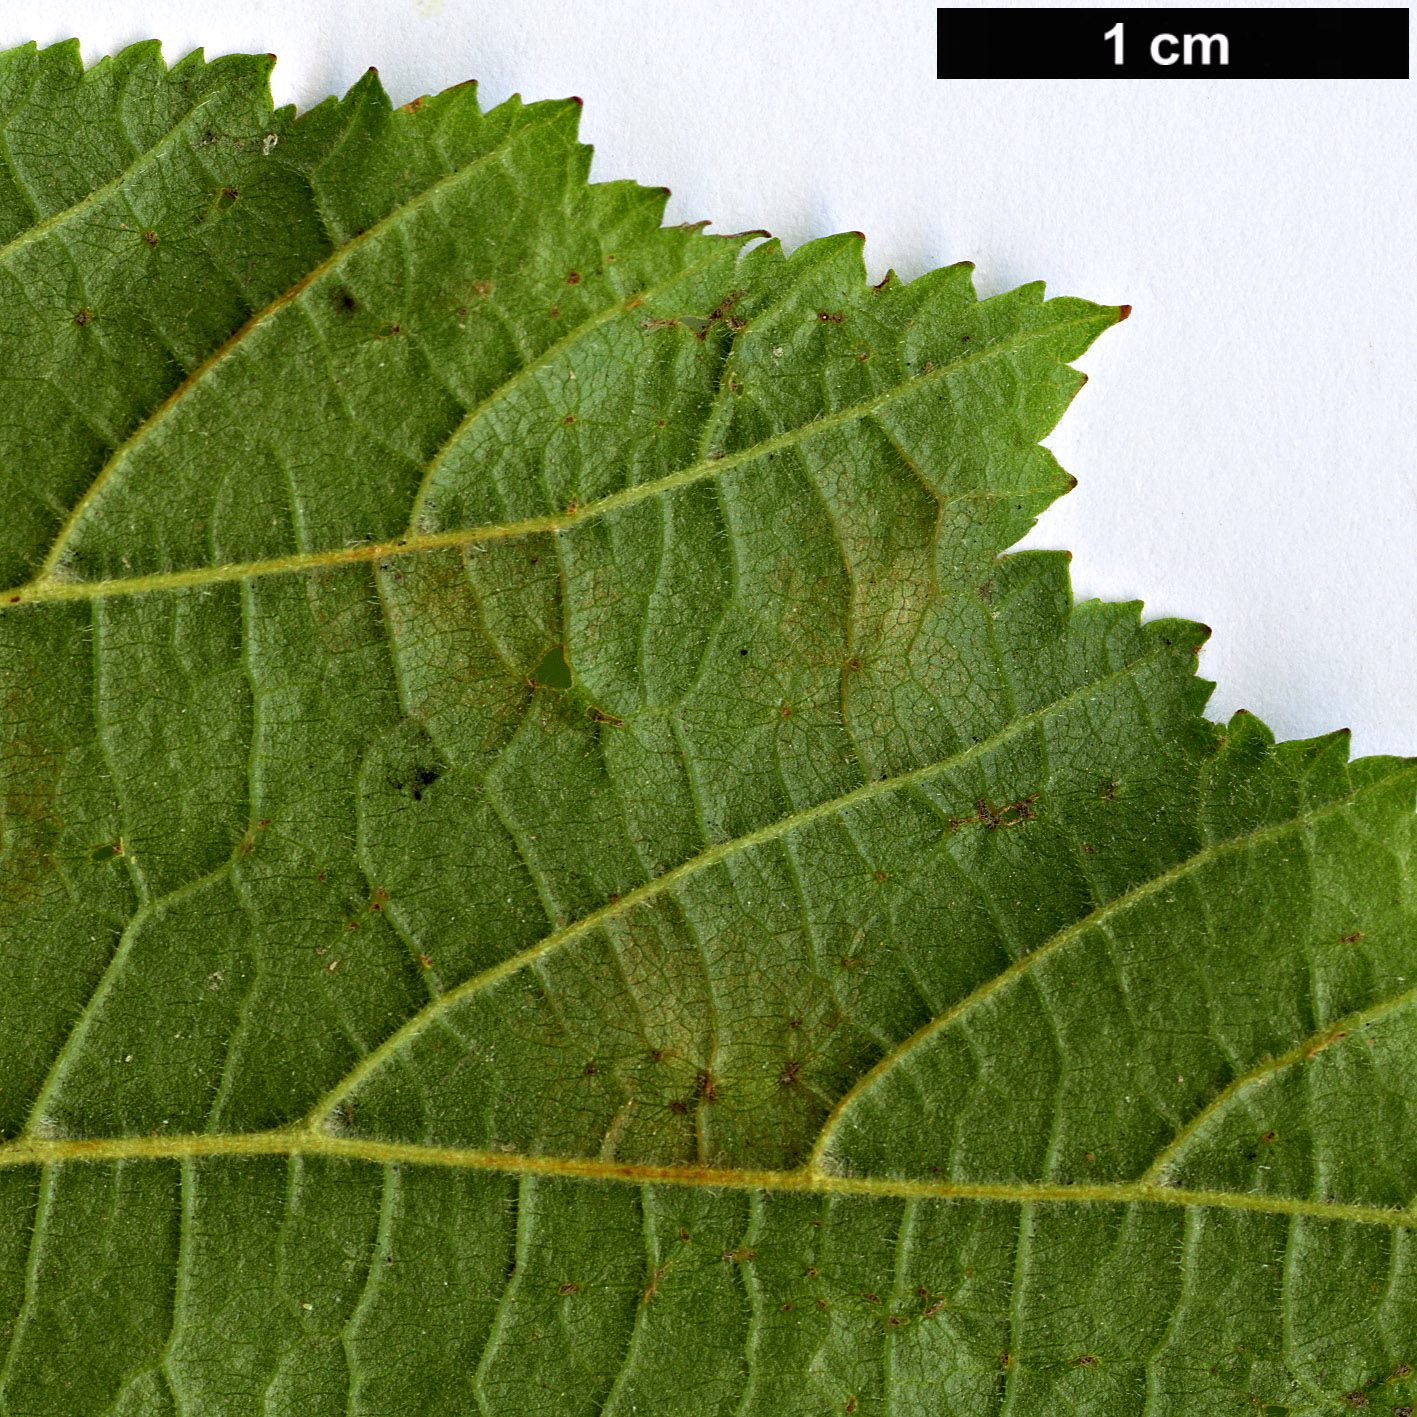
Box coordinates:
[0,37,1414,1417]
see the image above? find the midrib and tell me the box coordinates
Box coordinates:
[0,1130,1409,1230]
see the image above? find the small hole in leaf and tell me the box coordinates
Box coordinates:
[533,646,572,690]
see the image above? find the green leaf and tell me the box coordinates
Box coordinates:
[0,40,1414,1416]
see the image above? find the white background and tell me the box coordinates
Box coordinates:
[4,1,1413,758]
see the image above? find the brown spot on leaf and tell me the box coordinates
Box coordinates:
[1307,1029,1349,1059]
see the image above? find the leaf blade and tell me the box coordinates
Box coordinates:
[0,42,1414,1417]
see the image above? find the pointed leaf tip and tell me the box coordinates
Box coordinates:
[0,50,1406,1417]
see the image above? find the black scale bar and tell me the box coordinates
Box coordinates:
[938,8,1409,78]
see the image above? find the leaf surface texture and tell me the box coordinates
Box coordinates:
[0,41,1414,1417]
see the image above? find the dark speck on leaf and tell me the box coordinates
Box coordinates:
[410,765,441,800]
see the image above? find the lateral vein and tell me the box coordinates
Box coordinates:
[0,1131,1409,1229]
[304,637,1184,1126]
[1,310,1111,609]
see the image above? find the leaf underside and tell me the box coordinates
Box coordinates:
[0,39,1414,1417]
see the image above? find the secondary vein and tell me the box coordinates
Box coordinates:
[0,1130,1409,1230]
[1,310,1112,609]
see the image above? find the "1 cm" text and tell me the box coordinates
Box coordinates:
[1103,21,1230,66]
